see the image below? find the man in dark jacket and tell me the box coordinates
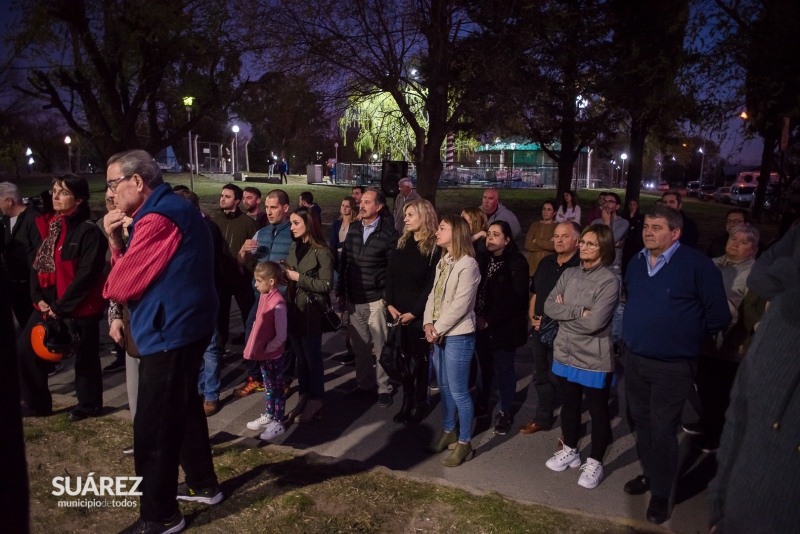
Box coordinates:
[520,222,581,436]
[337,188,398,407]
[211,183,257,348]
[0,182,42,328]
[661,191,699,248]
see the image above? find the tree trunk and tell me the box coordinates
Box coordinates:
[752,130,777,221]
[624,118,649,206]
[416,139,444,205]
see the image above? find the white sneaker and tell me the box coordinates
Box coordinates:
[259,421,286,441]
[577,458,604,489]
[545,441,581,472]
[247,413,273,431]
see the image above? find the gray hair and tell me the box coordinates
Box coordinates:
[646,205,683,231]
[729,223,760,246]
[0,182,21,203]
[398,177,413,187]
[106,149,164,189]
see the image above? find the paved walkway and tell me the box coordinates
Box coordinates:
[47,317,714,534]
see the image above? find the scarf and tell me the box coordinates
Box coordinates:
[33,216,62,274]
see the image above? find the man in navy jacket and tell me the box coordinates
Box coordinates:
[621,205,730,525]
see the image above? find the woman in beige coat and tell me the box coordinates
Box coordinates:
[423,214,481,467]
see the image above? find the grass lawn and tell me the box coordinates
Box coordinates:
[25,409,655,533]
[8,170,779,249]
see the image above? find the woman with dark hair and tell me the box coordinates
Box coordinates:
[423,214,481,466]
[524,201,557,276]
[385,199,441,424]
[621,198,645,275]
[556,190,581,224]
[542,223,619,489]
[474,220,530,434]
[284,206,335,423]
[18,174,107,420]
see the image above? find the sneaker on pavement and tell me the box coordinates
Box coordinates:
[103,359,126,373]
[176,482,223,505]
[493,411,512,435]
[577,458,604,489]
[119,512,184,534]
[247,413,274,431]
[233,378,264,397]
[681,422,704,435]
[697,437,720,453]
[259,421,286,441]
[203,400,220,417]
[378,393,393,408]
[545,441,581,472]
[47,362,63,377]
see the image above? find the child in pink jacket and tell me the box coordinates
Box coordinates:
[244,261,288,440]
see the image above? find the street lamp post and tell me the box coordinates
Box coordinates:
[698,142,706,184]
[232,125,240,175]
[64,136,72,172]
[183,96,194,191]
[334,142,338,162]
[620,153,628,184]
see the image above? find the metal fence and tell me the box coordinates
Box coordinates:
[333,162,562,189]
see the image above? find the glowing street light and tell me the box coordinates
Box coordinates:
[26,147,32,156]
[739,111,748,120]
[184,96,195,190]
[232,125,240,174]
[64,136,72,171]
[28,156,34,166]
[620,153,628,182]
[698,142,706,183]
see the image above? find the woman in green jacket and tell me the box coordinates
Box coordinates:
[284,207,334,423]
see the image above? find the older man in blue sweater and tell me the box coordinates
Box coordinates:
[621,206,730,525]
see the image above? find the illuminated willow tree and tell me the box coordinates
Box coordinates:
[340,91,479,164]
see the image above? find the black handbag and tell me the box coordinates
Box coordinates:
[379,323,405,381]
[307,292,342,333]
[538,314,559,347]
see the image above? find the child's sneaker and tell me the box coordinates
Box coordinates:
[259,421,286,441]
[246,413,274,430]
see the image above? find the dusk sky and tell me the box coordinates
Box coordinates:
[0,0,764,166]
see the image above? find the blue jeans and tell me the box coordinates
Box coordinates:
[198,328,222,401]
[432,333,475,443]
[290,334,324,400]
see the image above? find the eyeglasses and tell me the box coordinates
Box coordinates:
[49,189,73,198]
[107,175,132,193]
[578,240,599,249]
[602,200,618,205]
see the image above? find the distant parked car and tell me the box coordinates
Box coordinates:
[714,186,732,204]
[699,184,717,201]
[730,184,757,207]
[686,181,701,198]
[657,182,670,192]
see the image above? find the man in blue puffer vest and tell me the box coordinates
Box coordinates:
[104,149,222,534]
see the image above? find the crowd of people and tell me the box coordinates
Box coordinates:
[1,151,798,534]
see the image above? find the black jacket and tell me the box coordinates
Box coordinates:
[384,239,441,331]
[2,205,42,282]
[476,249,530,351]
[337,216,398,304]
